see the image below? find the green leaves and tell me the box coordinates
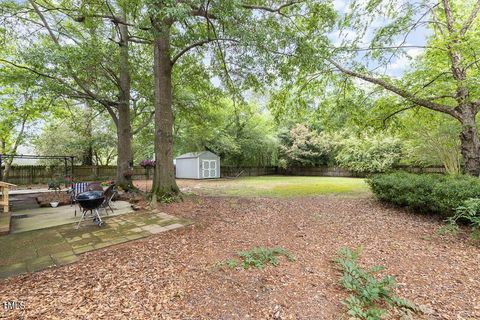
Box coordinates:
[218,246,295,270]
[174,98,279,167]
[278,124,335,167]
[367,172,480,217]
[334,133,403,173]
[446,198,480,238]
[335,247,419,320]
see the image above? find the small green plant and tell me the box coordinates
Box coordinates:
[334,247,419,320]
[149,191,183,204]
[217,247,295,270]
[225,258,239,268]
[445,198,480,239]
[435,223,459,236]
[158,193,175,204]
[238,247,295,269]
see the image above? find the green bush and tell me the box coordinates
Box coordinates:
[335,134,402,173]
[367,172,480,217]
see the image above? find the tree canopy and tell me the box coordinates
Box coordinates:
[1,0,480,191]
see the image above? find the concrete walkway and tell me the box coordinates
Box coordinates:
[0,210,190,279]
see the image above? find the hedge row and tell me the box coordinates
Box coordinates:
[367,172,480,217]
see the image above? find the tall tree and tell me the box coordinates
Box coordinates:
[0,88,46,180]
[0,39,49,180]
[146,0,334,198]
[325,0,480,175]
[1,0,153,188]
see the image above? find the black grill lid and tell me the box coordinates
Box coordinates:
[77,191,104,201]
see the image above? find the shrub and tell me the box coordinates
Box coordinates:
[139,159,155,168]
[334,247,419,320]
[335,134,402,173]
[278,124,336,167]
[367,172,480,217]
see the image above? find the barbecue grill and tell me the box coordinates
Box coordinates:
[75,191,105,229]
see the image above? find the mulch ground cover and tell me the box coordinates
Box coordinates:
[1,195,479,319]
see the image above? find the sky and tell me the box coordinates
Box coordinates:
[329,0,430,77]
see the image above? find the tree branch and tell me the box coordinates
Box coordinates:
[382,105,416,128]
[132,111,155,135]
[28,0,117,108]
[460,0,480,36]
[105,105,119,126]
[442,0,455,34]
[128,35,152,44]
[171,38,239,65]
[241,1,303,14]
[328,59,458,118]
[1,59,56,81]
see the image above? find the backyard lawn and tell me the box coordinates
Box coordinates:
[139,176,370,197]
[1,177,480,319]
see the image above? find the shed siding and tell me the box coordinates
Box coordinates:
[175,151,220,179]
[176,158,198,179]
[197,157,200,179]
[199,152,220,179]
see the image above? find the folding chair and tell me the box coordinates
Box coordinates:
[69,182,89,216]
[100,184,117,215]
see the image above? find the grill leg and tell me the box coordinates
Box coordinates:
[94,209,103,227]
[104,204,114,215]
[75,209,88,229]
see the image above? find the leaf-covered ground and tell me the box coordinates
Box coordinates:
[1,195,479,319]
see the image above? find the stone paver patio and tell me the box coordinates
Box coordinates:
[11,200,134,233]
[0,210,190,279]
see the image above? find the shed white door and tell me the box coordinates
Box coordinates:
[202,160,216,178]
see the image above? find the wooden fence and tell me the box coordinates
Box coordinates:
[284,165,446,177]
[284,166,363,177]
[2,165,153,185]
[2,164,446,185]
[221,166,278,177]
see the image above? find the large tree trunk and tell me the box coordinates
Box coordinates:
[82,102,94,165]
[2,116,27,181]
[2,159,13,182]
[458,107,480,176]
[151,26,179,198]
[115,19,133,189]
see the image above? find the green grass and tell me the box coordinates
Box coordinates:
[197,176,369,197]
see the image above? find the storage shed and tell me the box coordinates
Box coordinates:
[175,151,220,179]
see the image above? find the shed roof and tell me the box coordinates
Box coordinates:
[176,151,217,160]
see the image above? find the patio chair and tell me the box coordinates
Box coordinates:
[100,184,117,215]
[87,182,103,192]
[69,182,89,216]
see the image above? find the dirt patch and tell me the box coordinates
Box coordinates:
[1,196,479,319]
